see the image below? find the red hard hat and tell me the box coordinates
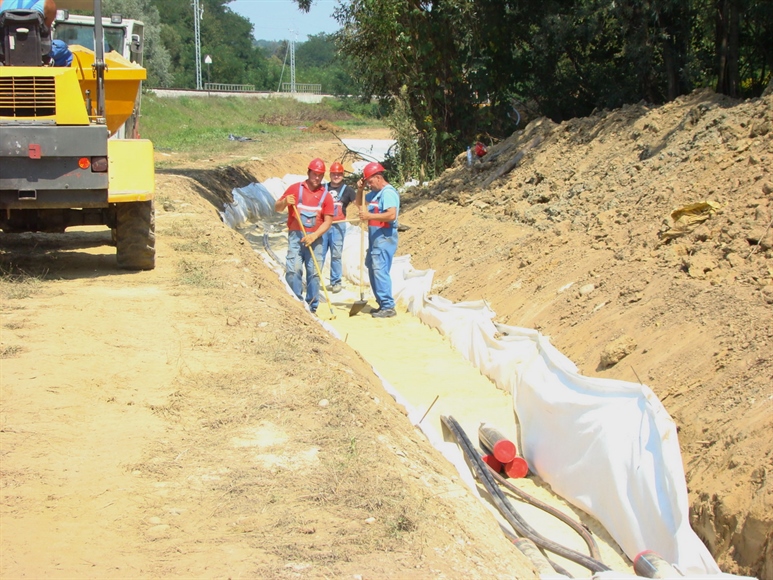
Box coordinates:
[308,158,326,173]
[363,162,385,180]
[330,162,344,174]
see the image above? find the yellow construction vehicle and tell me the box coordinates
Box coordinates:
[0,0,155,270]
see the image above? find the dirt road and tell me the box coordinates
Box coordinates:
[0,136,537,578]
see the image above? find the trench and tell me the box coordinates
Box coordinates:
[233,209,628,578]
[220,171,734,579]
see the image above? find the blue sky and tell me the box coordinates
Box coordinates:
[229,0,340,42]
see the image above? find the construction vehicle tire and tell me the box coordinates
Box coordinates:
[115,200,155,270]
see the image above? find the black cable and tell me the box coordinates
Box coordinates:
[487,461,602,561]
[499,524,575,578]
[262,230,282,265]
[441,415,611,574]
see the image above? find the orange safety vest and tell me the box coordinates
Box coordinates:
[297,183,328,230]
[367,190,392,229]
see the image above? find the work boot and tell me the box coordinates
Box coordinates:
[371,308,396,318]
[330,283,342,293]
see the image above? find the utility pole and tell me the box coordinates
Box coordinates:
[193,0,203,90]
[289,30,296,94]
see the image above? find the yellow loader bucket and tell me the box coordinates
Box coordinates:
[68,45,146,135]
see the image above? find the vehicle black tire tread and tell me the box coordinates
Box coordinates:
[115,201,155,270]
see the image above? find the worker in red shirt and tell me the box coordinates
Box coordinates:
[275,158,334,313]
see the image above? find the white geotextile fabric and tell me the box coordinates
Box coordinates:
[221,174,307,228]
[344,250,733,577]
[221,176,750,578]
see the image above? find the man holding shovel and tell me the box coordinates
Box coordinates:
[356,162,400,318]
[275,158,334,314]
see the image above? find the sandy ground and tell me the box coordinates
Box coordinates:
[2,91,772,579]
[1,130,540,579]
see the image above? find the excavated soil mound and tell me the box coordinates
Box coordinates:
[399,88,772,579]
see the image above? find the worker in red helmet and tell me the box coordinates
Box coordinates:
[321,161,356,294]
[274,158,334,313]
[355,161,400,318]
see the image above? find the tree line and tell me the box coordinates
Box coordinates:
[324,0,772,175]
[103,0,771,177]
[102,0,354,93]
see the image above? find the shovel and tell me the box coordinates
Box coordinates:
[291,204,335,319]
[349,223,368,316]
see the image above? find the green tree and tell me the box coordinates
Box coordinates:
[104,0,173,87]
[152,0,271,89]
[334,0,480,175]
[289,0,771,173]
[294,33,357,95]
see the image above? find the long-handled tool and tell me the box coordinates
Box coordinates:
[349,222,368,316]
[290,204,335,319]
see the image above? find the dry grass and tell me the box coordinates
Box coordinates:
[0,268,45,299]
[123,359,432,570]
[172,238,218,254]
[0,344,23,358]
[157,217,199,238]
[176,258,222,289]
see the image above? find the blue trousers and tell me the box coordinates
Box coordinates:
[365,231,398,310]
[321,222,346,286]
[285,230,324,311]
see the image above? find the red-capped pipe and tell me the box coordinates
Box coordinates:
[478,423,517,463]
[482,454,503,473]
[504,457,529,479]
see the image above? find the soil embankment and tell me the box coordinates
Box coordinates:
[399,88,772,579]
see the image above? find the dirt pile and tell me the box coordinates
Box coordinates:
[399,88,772,578]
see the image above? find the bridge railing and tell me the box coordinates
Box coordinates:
[204,83,255,92]
[280,83,322,94]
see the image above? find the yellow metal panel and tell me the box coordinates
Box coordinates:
[0,67,88,125]
[55,68,90,125]
[108,139,154,203]
[70,46,145,134]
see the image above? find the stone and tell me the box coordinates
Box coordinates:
[600,335,637,368]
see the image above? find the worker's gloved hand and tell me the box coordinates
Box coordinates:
[301,233,317,247]
[286,195,296,206]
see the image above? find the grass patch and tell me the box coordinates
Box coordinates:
[141,94,386,160]
[177,258,222,289]
[1,344,23,358]
[172,238,218,254]
[158,217,197,238]
[0,268,45,299]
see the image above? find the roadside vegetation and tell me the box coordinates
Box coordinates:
[141,95,385,162]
